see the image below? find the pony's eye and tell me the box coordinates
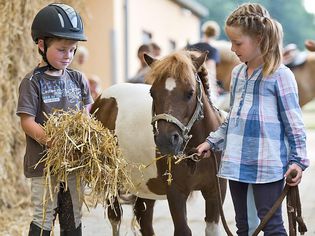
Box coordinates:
[186,90,194,100]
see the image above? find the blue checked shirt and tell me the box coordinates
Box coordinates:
[207,64,309,183]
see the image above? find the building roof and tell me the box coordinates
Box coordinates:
[173,0,209,18]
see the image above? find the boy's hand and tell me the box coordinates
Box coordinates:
[284,163,303,186]
[45,138,53,148]
[196,142,211,158]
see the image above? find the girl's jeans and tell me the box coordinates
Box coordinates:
[229,179,287,236]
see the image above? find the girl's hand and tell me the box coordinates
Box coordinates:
[284,163,303,186]
[196,142,211,158]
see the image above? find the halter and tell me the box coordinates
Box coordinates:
[151,74,204,150]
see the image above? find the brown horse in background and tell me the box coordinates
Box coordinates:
[91,51,227,236]
[214,40,315,107]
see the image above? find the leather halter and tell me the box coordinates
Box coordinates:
[151,74,204,149]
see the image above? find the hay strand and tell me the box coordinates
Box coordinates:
[40,109,135,208]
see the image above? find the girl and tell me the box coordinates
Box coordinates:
[196,3,309,235]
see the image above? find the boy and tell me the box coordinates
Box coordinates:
[16,4,92,235]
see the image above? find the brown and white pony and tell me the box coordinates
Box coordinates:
[91,51,226,236]
[213,40,315,107]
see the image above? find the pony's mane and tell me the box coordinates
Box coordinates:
[188,51,211,98]
[146,51,195,84]
[145,50,211,97]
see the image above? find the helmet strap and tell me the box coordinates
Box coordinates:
[38,39,59,71]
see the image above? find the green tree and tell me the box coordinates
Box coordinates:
[197,0,315,49]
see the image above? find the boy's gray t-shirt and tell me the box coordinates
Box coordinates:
[16,68,93,178]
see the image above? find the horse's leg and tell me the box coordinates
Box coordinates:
[201,178,226,236]
[107,197,122,236]
[133,197,155,236]
[167,186,191,236]
[201,189,220,236]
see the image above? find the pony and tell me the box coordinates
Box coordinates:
[213,40,315,107]
[91,50,227,236]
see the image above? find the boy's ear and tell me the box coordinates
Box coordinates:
[37,39,45,53]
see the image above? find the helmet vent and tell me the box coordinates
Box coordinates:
[70,16,78,28]
[58,14,65,28]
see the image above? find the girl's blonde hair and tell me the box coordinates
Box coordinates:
[225,3,283,76]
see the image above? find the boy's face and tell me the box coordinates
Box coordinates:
[39,39,78,70]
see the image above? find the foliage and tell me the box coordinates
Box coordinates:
[196,0,315,50]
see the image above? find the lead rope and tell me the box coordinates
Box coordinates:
[252,170,307,236]
[286,179,307,236]
[212,151,234,236]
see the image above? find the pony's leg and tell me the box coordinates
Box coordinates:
[107,198,122,236]
[133,197,155,236]
[201,179,226,236]
[167,186,191,236]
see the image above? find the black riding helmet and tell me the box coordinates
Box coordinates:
[31,3,87,42]
[31,4,86,71]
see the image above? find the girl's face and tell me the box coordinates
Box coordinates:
[225,26,262,66]
[39,39,77,71]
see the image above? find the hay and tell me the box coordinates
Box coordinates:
[39,109,135,208]
[0,1,86,234]
[0,207,32,236]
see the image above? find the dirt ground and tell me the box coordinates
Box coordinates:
[3,103,315,236]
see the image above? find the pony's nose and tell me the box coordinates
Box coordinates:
[170,131,180,146]
[154,130,183,155]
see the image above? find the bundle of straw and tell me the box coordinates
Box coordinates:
[38,109,135,207]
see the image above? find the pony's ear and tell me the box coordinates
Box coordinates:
[144,53,157,67]
[193,51,208,70]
